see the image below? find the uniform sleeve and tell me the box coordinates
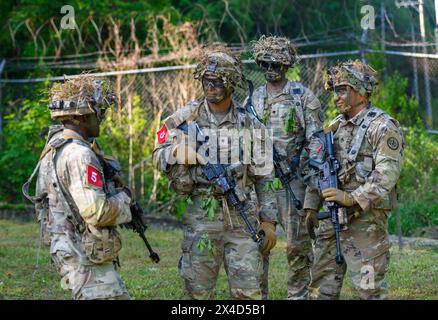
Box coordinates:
[302,88,324,211]
[152,117,199,196]
[152,137,176,173]
[302,88,324,160]
[247,119,278,223]
[350,119,404,211]
[152,107,193,173]
[61,145,132,227]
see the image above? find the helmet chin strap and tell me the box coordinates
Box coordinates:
[345,86,369,111]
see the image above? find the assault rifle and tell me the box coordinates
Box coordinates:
[244,80,302,211]
[308,130,344,265]
[101,155,160,263]
[177,122,265,243]
[124,201,160,263]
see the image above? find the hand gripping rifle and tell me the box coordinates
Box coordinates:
[102,156,160,263]
[177,121,265,243]
[244,80,302,211]
[308,131,344,265]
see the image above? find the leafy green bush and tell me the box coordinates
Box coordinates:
[389,193,438,236]
[371,71,422,127]
[0,96,51,202]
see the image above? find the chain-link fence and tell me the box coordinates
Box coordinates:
[0,50,437,205]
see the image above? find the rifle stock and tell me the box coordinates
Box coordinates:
[100,154,160,264]
[126,201,160,263]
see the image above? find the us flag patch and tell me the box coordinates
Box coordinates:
[87,165,103,188]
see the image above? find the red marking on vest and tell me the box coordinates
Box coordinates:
[317,144,323,154]
[157,124,168,144]
[87,165,103,188]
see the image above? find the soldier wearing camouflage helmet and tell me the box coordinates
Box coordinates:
[307,59,404,299]
[153,45,278,299]
[245,35,324,300]
[23,75,132,300]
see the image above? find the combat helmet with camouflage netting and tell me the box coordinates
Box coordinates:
[252,35,298,67]
[324,59,378,96]
[193,44,246,91]
[49,74,115,122]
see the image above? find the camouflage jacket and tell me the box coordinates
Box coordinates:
[326,105,404,212]
[244,81,324,211]
[153,99,277,225]
[34,127,132,259]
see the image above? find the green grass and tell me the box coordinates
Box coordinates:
[0,219,437,300]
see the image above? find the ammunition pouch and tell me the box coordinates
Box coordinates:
[82,225,122,264]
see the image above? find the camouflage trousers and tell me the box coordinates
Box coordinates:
[309,209,391,300]
[261,178,313,300]
[50,233,130,300]
[179,200,263,300]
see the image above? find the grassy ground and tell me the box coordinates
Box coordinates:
[0,219,437,300]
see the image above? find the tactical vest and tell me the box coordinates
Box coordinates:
[163,100,259,228]
[254,81,305,176]
[328,106,399,210]
[164,99,253,186]
[23,127,123,264]
[23,126,86,233]
[254,82,305,132]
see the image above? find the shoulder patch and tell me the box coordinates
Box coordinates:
[86,164,103,188]
[380,129,402,159]
[157,124,168,144]
[290,82,304,94]
[387,137,399,150]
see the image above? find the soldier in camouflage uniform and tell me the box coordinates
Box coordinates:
[153,45,278,300]
[306,60,404,300]
[23,75,132,300]
[245,36,324,300]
